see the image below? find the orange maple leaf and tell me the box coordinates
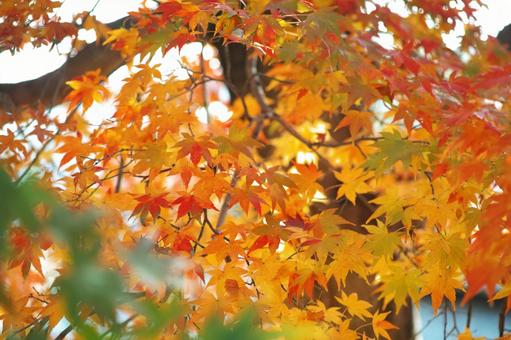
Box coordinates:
[65,69,109,112]
[372,311,398,339]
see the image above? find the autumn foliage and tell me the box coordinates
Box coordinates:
[1,0,511,339]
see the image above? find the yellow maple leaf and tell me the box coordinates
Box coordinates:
[326,233,372,286]
[103,27,140,58]
[376,263,421,312]
[458,328,485,340]
[335,291,372,320]
[326,319,358,340]
[422,232,466,269]
[368,186,406,225]
[132,140,175,179]
[419,268,463,315]
[335,166,373,204]
[364,220,402,258]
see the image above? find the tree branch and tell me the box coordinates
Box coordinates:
[0,17,134,114]
[497,23,511,50]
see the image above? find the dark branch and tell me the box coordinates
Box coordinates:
[0,17,134,114]
[497,23,511,50]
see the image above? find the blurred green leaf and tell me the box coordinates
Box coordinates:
[199,308,278,340]
[124,238,170,287]
[132,299,182,337]
[55,263,124,323]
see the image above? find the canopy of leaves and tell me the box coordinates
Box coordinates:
[1,0,511,339]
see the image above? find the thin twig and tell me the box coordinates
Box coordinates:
[115,155,124,193]
[194,210,208,253]
[16,106,78,185]
[223,45,232,87]
[413,310,444,337]
[443,302,448,340]
[216,171,238,228]
[499,301,506,337]
[466,301,472,330]
[199,44,211,124]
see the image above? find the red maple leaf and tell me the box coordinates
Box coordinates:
[172,194,216,219]
[131,193,171,221]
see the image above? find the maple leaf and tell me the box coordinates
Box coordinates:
[491,283,511,313]
[172,193,216,219]
[215,123,261,160]
[239,166,264,187]
[287,271,318,300]
[335,166,373,204]
[172,233,192,253]
[307,301,343,325]
[39,296,67,332]
[458,328,485,340]
[132,141,174,178]
[131,192,171,221]
[372,311,398,339]
[420,268,463,315]
[56,135,101,169]
[44,21,77,42]
[175,134,216,166]
[65,69,109,112]
[8,228,46,277]
[364,130,428,172]
[335,292,372,320]
[229,186,265,215]
[103,28,140,58]
[331,319,359,340]
[316,208,354,235]
[203,238,246,264]
[262,167,296,211]
[290,163,322,200]
[248,235,280,254]
[82,15,111,42]
[167,30,196,51]
[474,66,511,90]
[155,1,199,24]
[192,168,231,200]
[0,129,27,160]
[326,233,372,287]
[376,264,422,312]
[422,232,466,269]
[336,110,373,139]
[367,186,406,225]
[250,216,288,254]
[364,220,401,258]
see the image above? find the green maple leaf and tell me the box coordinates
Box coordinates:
[376,264,422,313]
[278,41,300,62]
[364,130,428,172]
[364,220,401,258]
